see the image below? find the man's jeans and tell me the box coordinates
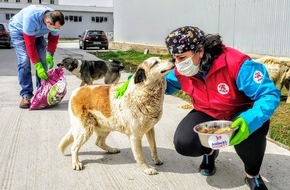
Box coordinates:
[9,31,48,98]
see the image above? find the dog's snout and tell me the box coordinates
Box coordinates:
[57,63,63,67]
[120,64,125,70]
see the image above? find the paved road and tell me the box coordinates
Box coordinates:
[0,42,289,190]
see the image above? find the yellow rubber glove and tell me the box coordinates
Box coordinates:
[46,53,54,69]
[229,117,250,146]
[34,62,48,80]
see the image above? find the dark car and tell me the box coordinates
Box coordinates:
[0,22,13,49]
[78,30,108,50]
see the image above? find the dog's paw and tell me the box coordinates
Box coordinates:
[153,158,163,165]
[107,148,121,154]
[73,162,83,170]
[144,167,158,175]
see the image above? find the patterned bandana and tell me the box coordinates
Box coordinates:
[165,26,205,55]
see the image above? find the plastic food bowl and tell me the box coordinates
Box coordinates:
[193,120,237,149]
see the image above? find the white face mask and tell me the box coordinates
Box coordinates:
[175,56,200,77]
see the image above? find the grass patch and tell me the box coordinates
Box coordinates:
[96,50,290,148]
[97,50,171,72]
[269,102,290,147]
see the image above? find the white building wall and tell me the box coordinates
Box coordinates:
[113,0,220,46]
[59,0,112,7]
[61,11,113,39]
[0,2,113,39]
[0,0,59,4]
[113,0,290,57]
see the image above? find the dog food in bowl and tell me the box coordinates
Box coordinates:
[197,124,232,134]
[193,120,237,149]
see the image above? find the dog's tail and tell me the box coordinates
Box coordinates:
[59,128,74,154]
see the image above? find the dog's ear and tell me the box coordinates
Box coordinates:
[108,60,124,72]
[57,62,63,67]
[134,68,146,84]
[73,58,79,65]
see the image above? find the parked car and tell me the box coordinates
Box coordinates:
[78,30,108,50]
[0,22,13,49]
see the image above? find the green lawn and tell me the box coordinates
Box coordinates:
[97,50,290,148]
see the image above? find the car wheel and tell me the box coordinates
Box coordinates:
[83,43,87,50]
[79,41,82,49]
[104,46,108,50]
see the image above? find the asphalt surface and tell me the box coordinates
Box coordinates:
[0,42,289,190]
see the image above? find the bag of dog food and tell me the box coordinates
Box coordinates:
[29,67,67,110]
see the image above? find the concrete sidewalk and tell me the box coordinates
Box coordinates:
[0,73,289,190]
[1,43,289,190]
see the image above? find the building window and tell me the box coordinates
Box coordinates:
[5,13,10,20]
[28,0,32,3]
[5,13,15,20]
[16,0,20,2]
[73,16,78,22]
[92,16,108,23]
[50,0,55,4]
[4,0,8,2]
[65,15,82,22]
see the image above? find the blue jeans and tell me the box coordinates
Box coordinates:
[9,31,48,99]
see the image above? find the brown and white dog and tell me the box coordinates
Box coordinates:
[59,57,175,175]
[57,57,124,86]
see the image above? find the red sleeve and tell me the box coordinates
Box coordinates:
[23,33,40,64]
[47,33,59,53]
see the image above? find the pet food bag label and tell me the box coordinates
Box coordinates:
[29,67,67,110]
[207,134,230,149]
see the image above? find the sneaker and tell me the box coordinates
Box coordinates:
[19,97,31,109]
[199,150,219,176]
[245,175,268,190]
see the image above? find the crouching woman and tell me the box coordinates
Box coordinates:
[164,26,280,190]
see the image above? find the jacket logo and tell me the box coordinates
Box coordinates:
[253,70,263,83]
[217,83,229,94]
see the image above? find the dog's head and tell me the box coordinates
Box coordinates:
[133,57,175,85]
[104,59,125,84]
[57,57,79,72]
[107,59,125,72]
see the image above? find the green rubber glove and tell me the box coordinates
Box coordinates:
[230,117,250,146]
[34,62,48,80]
[46,53,54,69]
[115,76,132,98]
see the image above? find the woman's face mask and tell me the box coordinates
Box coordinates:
[175,56,200,77]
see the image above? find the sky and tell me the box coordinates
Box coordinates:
[59,0,113,7]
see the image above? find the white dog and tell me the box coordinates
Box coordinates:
[59,57,175,175]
